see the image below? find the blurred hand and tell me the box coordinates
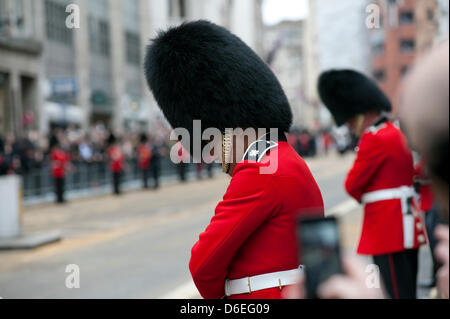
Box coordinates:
[283,276,305,299]
[317,256,385,299]
[283,256,386,299]
[435,225,449,299]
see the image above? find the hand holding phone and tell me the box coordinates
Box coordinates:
[297,216,343,299]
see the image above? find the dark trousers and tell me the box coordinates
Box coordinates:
[112,172,121,195]
[178,163,187,182]
[141,168,149,189]
[206,163,214,179]
[426,206,442,280]
[152,165,160,189]
[373,249,418,299]
[54,177,65,204]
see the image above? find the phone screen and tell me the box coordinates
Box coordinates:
[297,216,342,299]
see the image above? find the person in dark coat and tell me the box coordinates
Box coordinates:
[150,140,162,190]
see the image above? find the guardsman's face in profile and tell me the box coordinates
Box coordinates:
[347,116,359,134]
[347,115,365,137]
[347,112,381,137]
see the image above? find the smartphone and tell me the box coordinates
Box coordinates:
[297,216,343,299]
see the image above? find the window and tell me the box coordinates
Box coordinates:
[400,39,415,53]
[373,70,386,82]
[122,0,139,32]
[401,66,410,76]
[122,0,140,65]
[169,0,186,18]
[45,0,73,46]
[89,16,110,57]
[1,0,29,38]
[0,0,9,36]
[125,31,140,65]
[374,42,385,55]
[427,9,434,21]
[399,11,414,25]
[179,0,186,18]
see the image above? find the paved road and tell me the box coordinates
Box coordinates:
[0,153,432,299]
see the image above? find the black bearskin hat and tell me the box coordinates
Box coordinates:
[107,133,117,146]
[144,20,292,141]
[140,133,148,143]
[318,70,392,126]
[49,135,59,150]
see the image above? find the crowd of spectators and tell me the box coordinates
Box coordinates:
[0,122,171,177]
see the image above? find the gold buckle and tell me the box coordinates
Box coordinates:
[278,279,282,291]
[247,277,252,294]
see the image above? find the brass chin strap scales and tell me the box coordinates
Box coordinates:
[354,114,366,138]
[222,129,233,174]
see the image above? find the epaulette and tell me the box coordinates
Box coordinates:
[242,140,279,163]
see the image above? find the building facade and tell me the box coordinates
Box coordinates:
[264,20,308,129]
[0,0,263,135]
[145,0,264,132]
[437,0,449,38]
[41,0,155,134]
[303,0,372,128]
[370,0,439,107]
[0,0,44,135]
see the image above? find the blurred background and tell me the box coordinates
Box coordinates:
[0,0,448,299]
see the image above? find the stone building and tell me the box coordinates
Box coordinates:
[264,20,308,129]
[436,0,449,39]
[0,0,44,135]
[370,0,440,107]
[303,0,372,128]
[0,0,264,135]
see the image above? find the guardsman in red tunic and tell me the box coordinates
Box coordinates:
[107,134,125,195]
[414,158,441,286]
[137,134,152,189]
[49,136,70,204]
[414,159,435,214]
[145,21,324,299]
[176,143,188,183]
[318,70,427,299]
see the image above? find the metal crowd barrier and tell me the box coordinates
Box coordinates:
[20,157,210,205]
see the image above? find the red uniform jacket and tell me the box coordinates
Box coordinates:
[107,146,125,173]
[50,148,70,178]
[414,159,434,212]
[189,141,324,299]
[138,144,152,170]
[345,121,427,256]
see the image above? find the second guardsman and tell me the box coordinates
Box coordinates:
[318,69,427,299]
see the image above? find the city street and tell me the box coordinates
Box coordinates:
[0,0,447,305]
[0,153,432,299]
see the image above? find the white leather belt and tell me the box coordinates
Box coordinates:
[361,186,416,249]
[225,266,304,297]
[361,186,415,213]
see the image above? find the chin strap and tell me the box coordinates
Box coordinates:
[354,114,366,138]
[222,129,232,174]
